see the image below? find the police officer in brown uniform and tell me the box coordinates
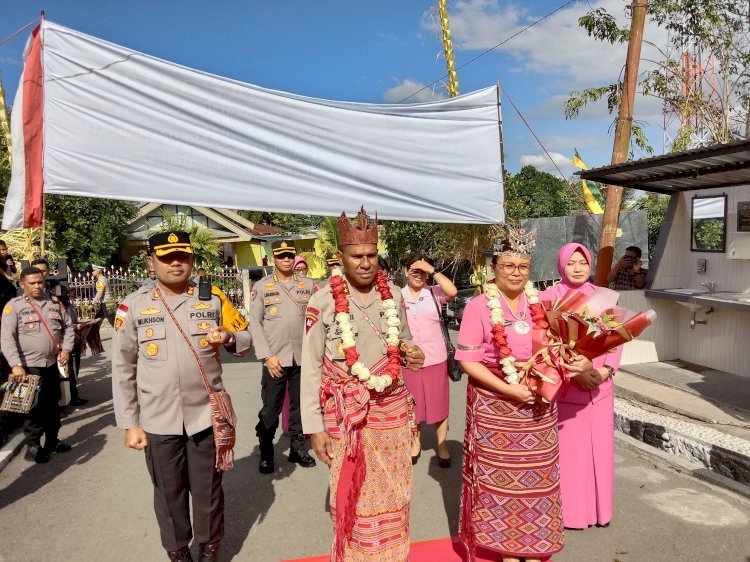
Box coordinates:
[250,240,316,473]
[1,266,75,463]
[111,232,252,562]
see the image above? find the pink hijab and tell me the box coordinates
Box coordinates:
[541,242,596,300]
[293,256,309,270]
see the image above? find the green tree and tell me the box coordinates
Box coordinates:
[45,195,138,271]
[150,209,221,271]
[634,192,670,258]
[504,166,583,221]
[566,1,750,152]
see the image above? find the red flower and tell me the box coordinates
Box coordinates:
[344,347,359,366]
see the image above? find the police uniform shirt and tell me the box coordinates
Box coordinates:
[248,273,313,364]
[111,284,252,436]
[299,282,414,435]
[1,295,75,368]
[92,274,112,306]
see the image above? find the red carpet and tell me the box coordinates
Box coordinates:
[282,536,553,561]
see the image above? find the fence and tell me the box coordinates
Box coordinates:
[66,266,248,319]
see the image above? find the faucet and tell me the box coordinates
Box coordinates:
[701,281,717,294]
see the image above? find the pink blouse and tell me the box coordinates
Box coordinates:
[454,293,533,364]
[402,285,447,367]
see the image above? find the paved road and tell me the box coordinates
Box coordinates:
[0,331,749,562]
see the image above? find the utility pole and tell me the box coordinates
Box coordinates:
[594,0,649,286]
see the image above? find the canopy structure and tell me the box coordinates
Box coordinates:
[3,20,504,230]
[577,139,750,194]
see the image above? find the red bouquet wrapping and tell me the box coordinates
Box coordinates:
[541,287,656,360]
[515,287,656,404]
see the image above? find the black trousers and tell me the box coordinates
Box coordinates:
[256,364,303,445]
[144,428,224,551]
[24,365,61,448]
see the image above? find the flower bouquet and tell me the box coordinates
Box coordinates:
[541,286,657,361]
[514,286,656,404]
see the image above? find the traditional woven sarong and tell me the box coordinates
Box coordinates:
[321,356,413,562]
[460,372,564,560]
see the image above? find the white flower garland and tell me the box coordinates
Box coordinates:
[331,267,398,393]
[484,281,539,384]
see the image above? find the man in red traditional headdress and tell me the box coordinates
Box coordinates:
[300,207,425,561]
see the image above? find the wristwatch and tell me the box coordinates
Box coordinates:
[603,364,616,378]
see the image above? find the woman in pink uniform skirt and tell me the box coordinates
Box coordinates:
[401,254,457,466]
[541,243,623,529]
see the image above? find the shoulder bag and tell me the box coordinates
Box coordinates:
[429,289,463,382]
[157,290,237,471]
[0,375,41,414]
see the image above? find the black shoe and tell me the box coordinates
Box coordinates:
[411,451,421,465]
[70,397,88,406]
[437,456,451,469]
[259,457,274,474]
[198,542,220,562]
[47,440,72,453]
[288,449,316,467]
[25,444,49,463]
[167,547,193,562]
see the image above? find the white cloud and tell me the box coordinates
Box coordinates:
[383,79,448,103]
[427,0,668,89]
[519,151,572,173]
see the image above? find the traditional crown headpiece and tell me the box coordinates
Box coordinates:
[338,206,378,246]
[493,225,537,259]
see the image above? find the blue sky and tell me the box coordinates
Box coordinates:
[1,0,668,176]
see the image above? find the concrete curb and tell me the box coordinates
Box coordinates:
[615,397,750,490]
[0,433,25,473]
[615,432,750,500]
[616,385,750,427]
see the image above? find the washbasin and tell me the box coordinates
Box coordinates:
[674,301,707,312]
[661,288,708,295]
[698,291,750,303]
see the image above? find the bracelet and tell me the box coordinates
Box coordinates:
[603,364,616,378]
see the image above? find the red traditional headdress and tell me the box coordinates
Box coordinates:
[338,206,378,246]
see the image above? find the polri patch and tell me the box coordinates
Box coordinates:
[305,307,319,334]
[114,304,129,332]
[2,305,11,315]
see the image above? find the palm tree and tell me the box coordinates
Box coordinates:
[300,216,338,278]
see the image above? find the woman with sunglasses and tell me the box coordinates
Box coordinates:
[293,256,309,277]
[455,231,592,562]
[400,254,457,466]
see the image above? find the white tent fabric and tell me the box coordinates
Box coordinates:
[3,20,504,229]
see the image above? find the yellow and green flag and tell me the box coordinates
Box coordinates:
[573,150,604,214]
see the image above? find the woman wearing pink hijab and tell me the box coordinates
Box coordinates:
[540,243,623,530]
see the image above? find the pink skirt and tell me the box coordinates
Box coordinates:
[403,361,450,424]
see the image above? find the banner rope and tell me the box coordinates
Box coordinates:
[0,17,41,48]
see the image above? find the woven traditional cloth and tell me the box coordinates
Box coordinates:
[322,357,413,561]
[460,377,564,560]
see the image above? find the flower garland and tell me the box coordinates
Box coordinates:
[330,267,401,393]
[484,280,549,384]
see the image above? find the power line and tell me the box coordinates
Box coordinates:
[398,0,578,103]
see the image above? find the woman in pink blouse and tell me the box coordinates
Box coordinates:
[401,255,457,466]
[455,235,593,562]
[540,243,623,529]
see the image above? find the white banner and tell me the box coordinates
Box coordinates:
[4,20,504,228]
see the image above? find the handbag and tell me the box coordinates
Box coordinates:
[429,289,463,382]
[0,375,42,414]
[157,289,237,471]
